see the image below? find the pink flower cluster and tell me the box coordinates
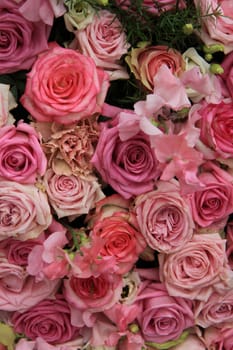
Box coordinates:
[1,0,233,350]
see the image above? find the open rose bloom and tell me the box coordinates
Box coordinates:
[2,0,233,349]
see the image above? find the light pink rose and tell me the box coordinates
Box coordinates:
[0,84,16,127]
[0,257,59,311]
[15,337,85,350]
[194,289,233,328]
[70,10,130,80]
[134,180,194,254]
[136,281,194,344]
[64,272,123,315]
[18,0,66,25]
[187,161,233,229]
[92,112,161,199]
[44,168,104,221]
[115,0,186,15]
[125,45,185,91]
[0,122,47,183]
[0,180,52,241]
[0,0,51,74]
[159,233,233,301]
[194,0,233,54]
[204,326,233,350]
[12,294,80,345]
[21,43,109,125]
[170,334,205,350]
[197,100,233,158]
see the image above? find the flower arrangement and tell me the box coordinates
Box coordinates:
[1,0,233,349]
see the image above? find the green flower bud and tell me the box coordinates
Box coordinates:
[129,323,140,333]
[210,63,224,74]
[182,23,193,35]
[204,53,213,62]
[203,44,224,54]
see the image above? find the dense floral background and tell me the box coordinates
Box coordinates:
[1,0,233,349]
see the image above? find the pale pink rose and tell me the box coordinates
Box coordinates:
[159,233,233,301]
[64,272,123,315]
[170,334,205,350]
[194,0,233,54]
[43,117,100,179]
[0,0,51,74]
[0,122,47,183]
[12,294,80,344]
[21,43,109,125]
[115,0,186,15]
[187,161,233,229]
[204,326,233,350]
[15,337,84,350]
[0,181,52,241]
[70,10,130,80]
[136,281,194,344]
[134,180,194,254]
[0,257,59,311]
[44,168,104,221]
[194,289,233,328]
[221,51,233,99]
[0,84,16,127]
[18,0,66,25]
[90,211,146,275]
[92,112,161,199]
[125,45,185,91]
[197,100,233,158]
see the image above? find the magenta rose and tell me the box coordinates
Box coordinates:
[44,168,104,221]
[0,257,59,312]
[21,43,110,125]
[0,180,52,241]
[193,0,233,53]
[136,281,194,344]
[92,113,161,199]
[11,294,79,344]
[70,10,130,80]
[159,233,233,301]
[0,0,51,74]
[194,289,233,328]
[187,161,233,229]
[221,51,233,100]
[115,0,186,15]
[134,180,194,254]
[198,100,233,158]
[0,122,47,183]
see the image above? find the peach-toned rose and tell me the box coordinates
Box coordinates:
[125,44,185,91]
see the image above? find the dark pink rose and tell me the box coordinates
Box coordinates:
[198,100,233,158]
[12,294,80,344]
[21,43,109,125]
[115,0,186,15]
[221,51,233,100]
[92,112,161,199]
[0,0,51,74]
[135,180,194,254]
[187,161,233,229]
[159,233,233,301]
[0,122,47,183]
[136,281,194,344]
[70,10,130,80]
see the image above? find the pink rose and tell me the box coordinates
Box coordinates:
[125,45,185,91]
[0,0,51,74]
[64,273,123,315]
[134,180,194,254]
[197,100,233,158]
[92,113,161,199]
[44,168,104,221]
[90,207,146,275]
[221,51,233,99]
[194,289,233,328]
[0,122,47,183]
[159,233,233,301]
[204,326,233,350]
[12,294,80,344]
[187,161,233,229]
[0,181,52,241]
[21,44,109,125]
[194,0,233,53]
[170,334,205,350]
[136,281,194,344]
[0,257,59,311]
[115,0,186,15]
[70,10,130,80]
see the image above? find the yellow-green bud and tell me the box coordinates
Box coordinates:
[129,323,140,333]
[210,63,224,75]
[182,23,193,35]
[203,44,224,54]
[204,53,213,62]
[95,0,108,5]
